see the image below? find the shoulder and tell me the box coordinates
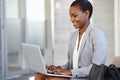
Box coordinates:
[90,26,106,45]
[69,29,79,38]
[90,27,105,37]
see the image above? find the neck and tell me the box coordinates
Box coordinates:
[79,21,90,35]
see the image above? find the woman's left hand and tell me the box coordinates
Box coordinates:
[54,68,72,76]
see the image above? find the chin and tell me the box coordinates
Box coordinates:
[74,26,79,29]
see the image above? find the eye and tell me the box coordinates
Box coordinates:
[70,13,78,19]
[73,15,77,17]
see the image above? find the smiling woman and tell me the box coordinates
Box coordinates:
[35,0,107,80]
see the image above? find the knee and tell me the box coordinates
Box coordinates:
[35,73,40,80]
[35,73,46,80]
[35,73,41,77]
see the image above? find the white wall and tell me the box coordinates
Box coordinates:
[93,0,114,64]
[114,0,120,56]
[54,0,73,65]
[6,0,18,18]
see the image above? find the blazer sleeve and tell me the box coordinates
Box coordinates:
[92,28,107,65]
[61,30,78,70]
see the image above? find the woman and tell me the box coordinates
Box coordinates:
[35,0,107,80]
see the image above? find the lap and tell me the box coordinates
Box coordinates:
[35,73,70,80]
[46,76,70,80]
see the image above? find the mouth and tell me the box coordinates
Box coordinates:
[72,22,78,27]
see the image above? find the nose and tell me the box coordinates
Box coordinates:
[70,16,74,22]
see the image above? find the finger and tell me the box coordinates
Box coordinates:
[47,65,57,72]
[54,70,62,74]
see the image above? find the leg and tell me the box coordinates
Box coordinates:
[45,76,70,80]
[35,73,70,80]
[35,73,47,80]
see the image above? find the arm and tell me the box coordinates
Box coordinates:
[60,30,77,70]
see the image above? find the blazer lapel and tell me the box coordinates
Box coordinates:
[70,30,79,67]
[79,24,93,59]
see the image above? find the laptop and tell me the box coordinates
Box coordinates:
[21,43,74,78]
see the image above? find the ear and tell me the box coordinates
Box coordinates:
[84,10,90,18]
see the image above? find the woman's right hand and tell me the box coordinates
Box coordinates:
[46,65,57,73]
[46,65,61,74]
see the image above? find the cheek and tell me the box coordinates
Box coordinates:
[76,14,84,21]
[77,17,85,27]
[76,17,83,24]
[78,15,86,23]
[76,17,81,21]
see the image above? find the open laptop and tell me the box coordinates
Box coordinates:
[21,43,74,78]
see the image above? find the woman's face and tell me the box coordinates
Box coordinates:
[69,5,87,29]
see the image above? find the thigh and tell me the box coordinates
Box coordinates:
[35,73,70,80]
[35,73,47,80]
[46,76,70,80]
